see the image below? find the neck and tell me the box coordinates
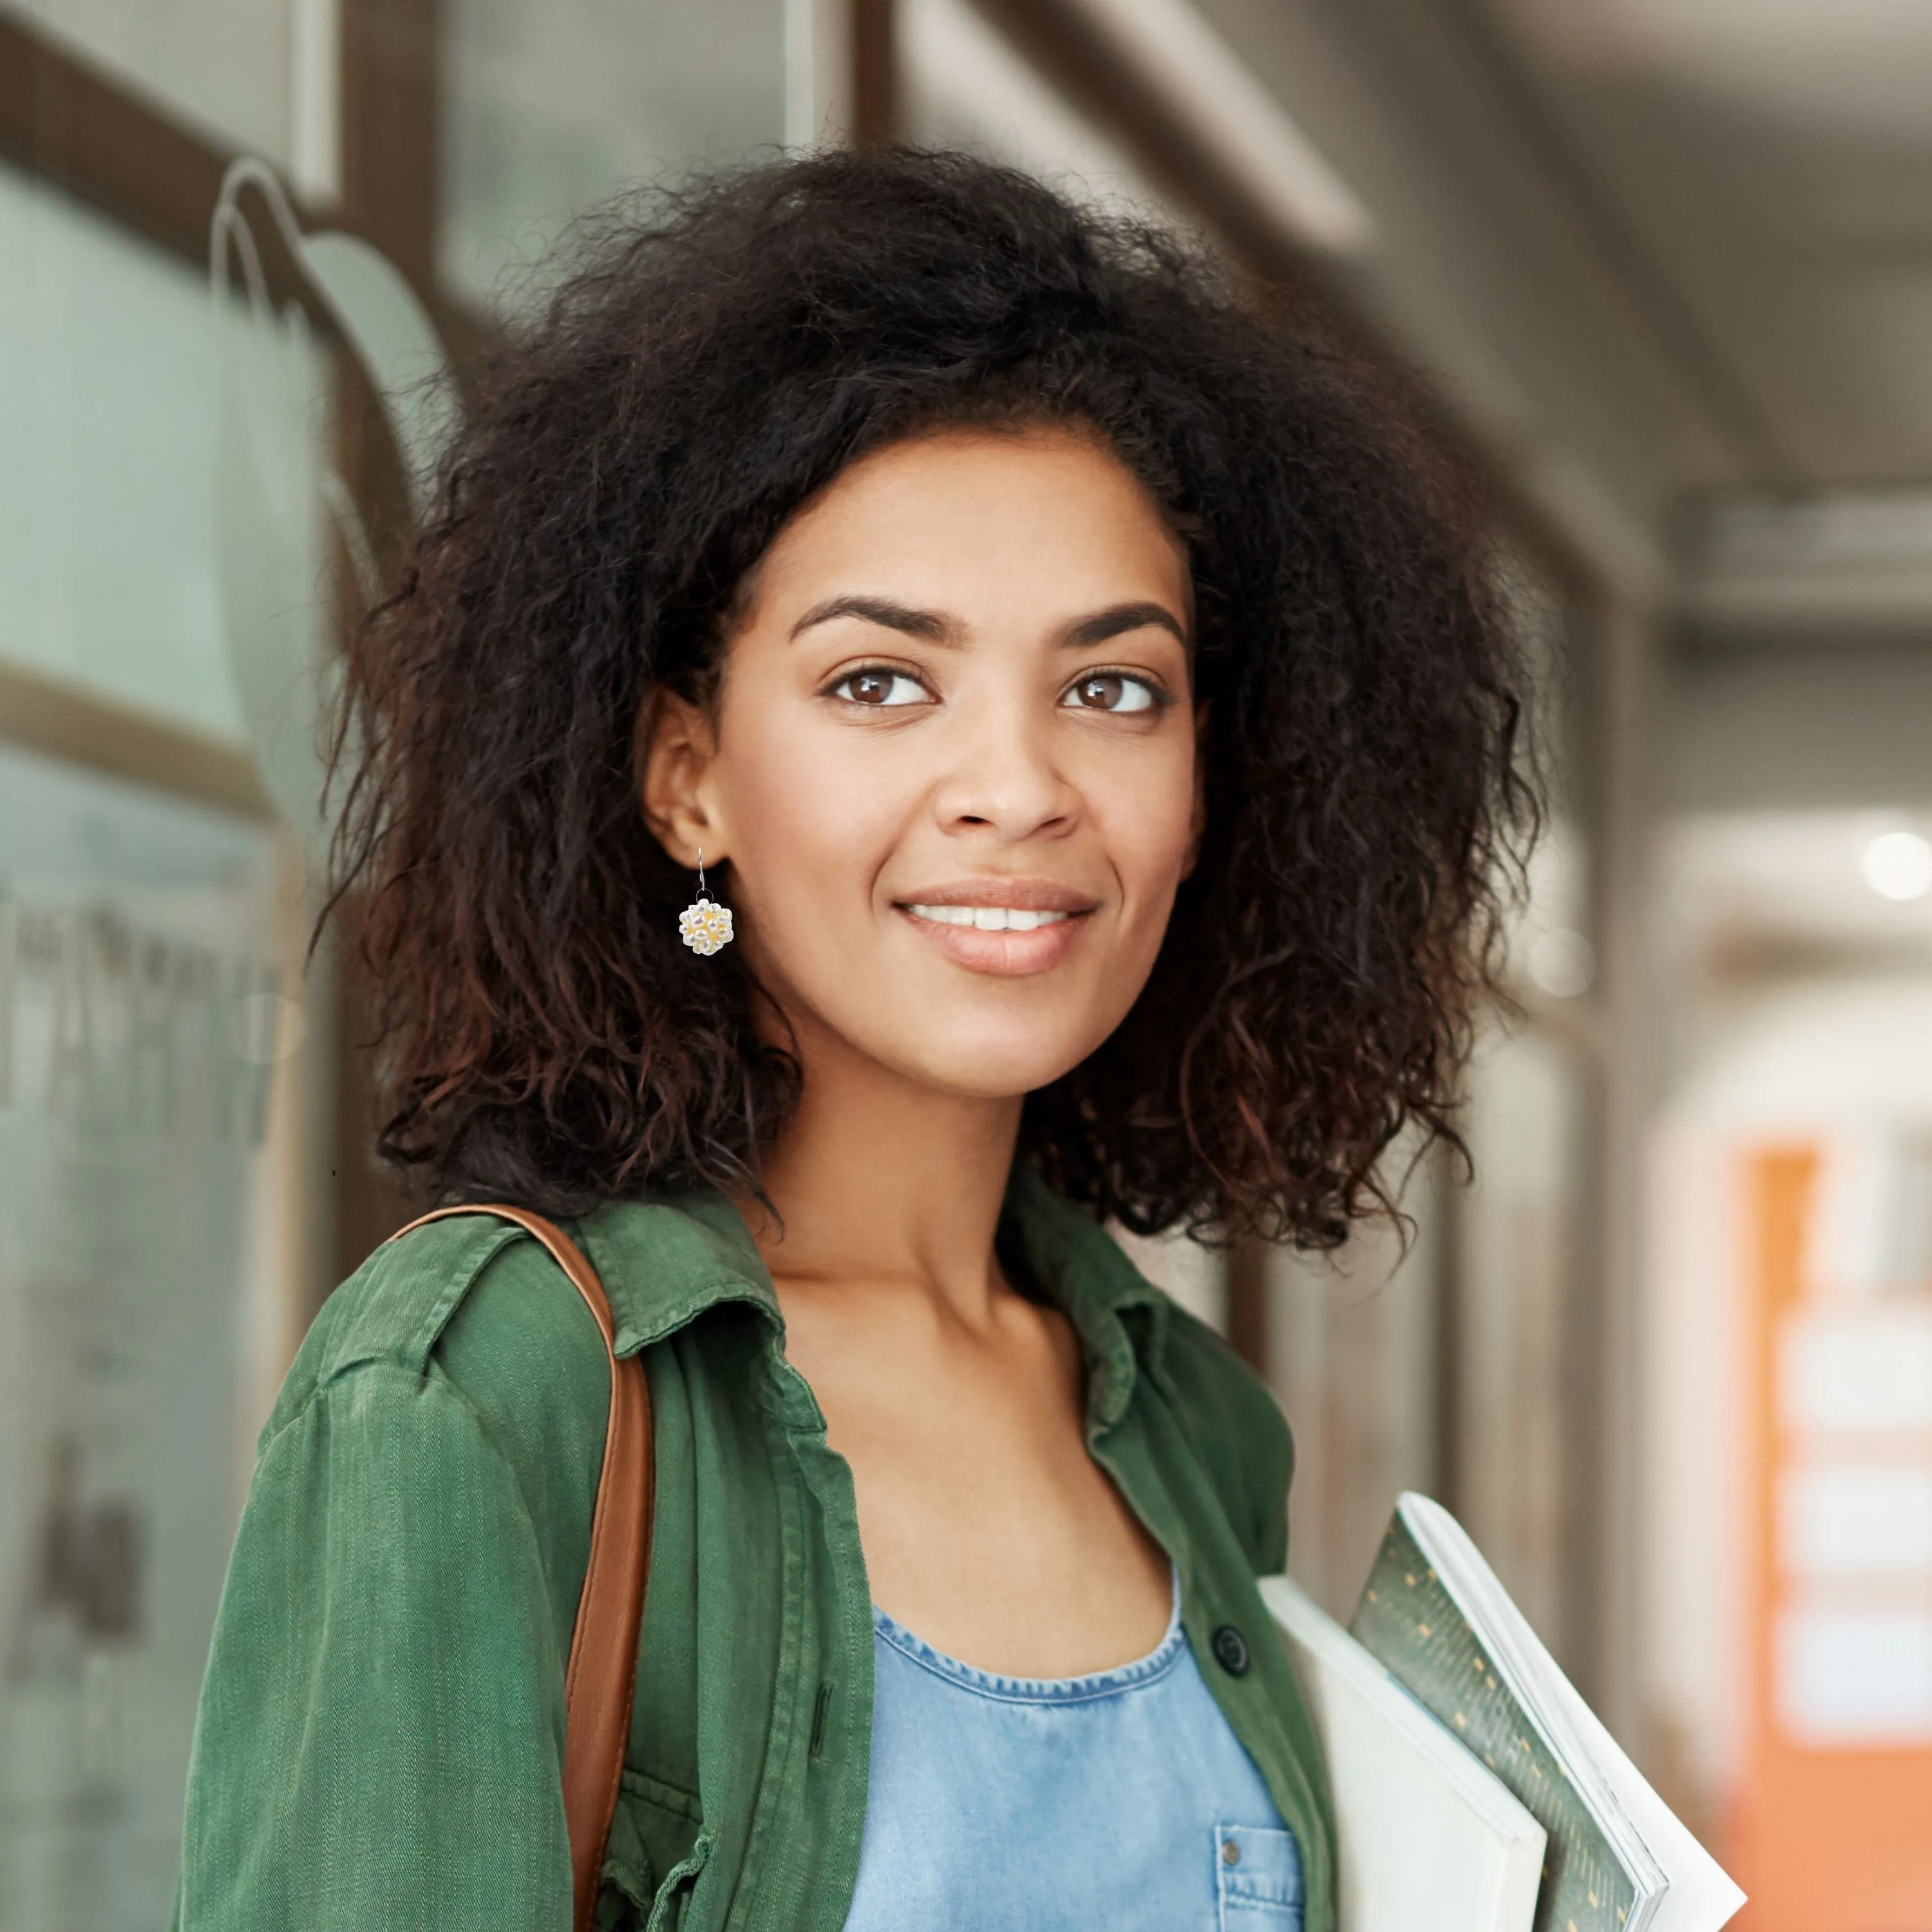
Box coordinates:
[742,1028,1023,1326]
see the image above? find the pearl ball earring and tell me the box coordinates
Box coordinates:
[677,849,734,956]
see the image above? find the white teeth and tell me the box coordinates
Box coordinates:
[905,904,1071,931]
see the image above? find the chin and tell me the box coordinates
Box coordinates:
[881,1021,1101,1102]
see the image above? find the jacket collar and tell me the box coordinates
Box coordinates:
[576,1165,1170,1428]
[576,1188,781,1358]
[999,1165,1171,1427]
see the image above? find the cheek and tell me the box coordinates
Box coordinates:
[721,711,902,916]
[1096,743,1200,943]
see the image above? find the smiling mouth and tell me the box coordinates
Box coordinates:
[891,886,1094,977]
[902,904,1072,932]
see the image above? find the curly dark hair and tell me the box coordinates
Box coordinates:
[330,146,1533,1248]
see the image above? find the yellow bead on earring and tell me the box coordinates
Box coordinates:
[677,848,734,956]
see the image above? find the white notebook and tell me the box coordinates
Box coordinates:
[1261,1574,1548,1932]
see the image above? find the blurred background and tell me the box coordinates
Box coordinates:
[2,1,1929,1926]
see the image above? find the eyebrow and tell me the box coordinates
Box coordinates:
[1061,601,1189,649]
[790,596,954,643]
[788,594,1189,649]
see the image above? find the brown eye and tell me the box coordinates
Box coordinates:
[833,668,927,706]
[1064,672,1157,714]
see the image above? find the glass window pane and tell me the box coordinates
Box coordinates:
[0,163,334,752]
[1,169,232,739]
[441,0,787,308]
[0,747,285,1927]
[12,0,294,167]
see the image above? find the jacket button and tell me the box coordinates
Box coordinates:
[1211,1624,1249,1676]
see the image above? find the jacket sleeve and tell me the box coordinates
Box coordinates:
[176,1361,575,1932]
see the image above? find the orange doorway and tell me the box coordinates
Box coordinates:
[1730,1147,1932,1932]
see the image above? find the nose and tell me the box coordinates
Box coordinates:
[930,693,1078,842]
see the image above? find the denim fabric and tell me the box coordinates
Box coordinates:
[844,1575,1304,1932]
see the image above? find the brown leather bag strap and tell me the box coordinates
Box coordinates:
[395,1204,654,1932]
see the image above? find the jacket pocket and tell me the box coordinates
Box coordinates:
[603,1769,706,1924]
[1215,1823,1305,1932]
[643,1833,713,1932]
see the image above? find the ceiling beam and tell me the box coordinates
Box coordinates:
[1429,0,1797,488]
[1680,491,1932,638]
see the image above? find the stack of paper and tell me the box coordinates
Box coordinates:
[1264,1574,1546,1932]
[1264,1493,1746,1932]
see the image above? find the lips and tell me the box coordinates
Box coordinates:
[891,878,1097,978]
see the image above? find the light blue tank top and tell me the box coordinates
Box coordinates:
[843,1573,1303,1931]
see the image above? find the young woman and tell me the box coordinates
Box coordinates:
[176,150,1526,1931]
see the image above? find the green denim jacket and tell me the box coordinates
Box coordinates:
[176,1169,1335,1931]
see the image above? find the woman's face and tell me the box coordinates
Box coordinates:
[643,424,1200,1102]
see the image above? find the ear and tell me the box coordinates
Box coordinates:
[638,687,729,869]
[1180,700,1209,880]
